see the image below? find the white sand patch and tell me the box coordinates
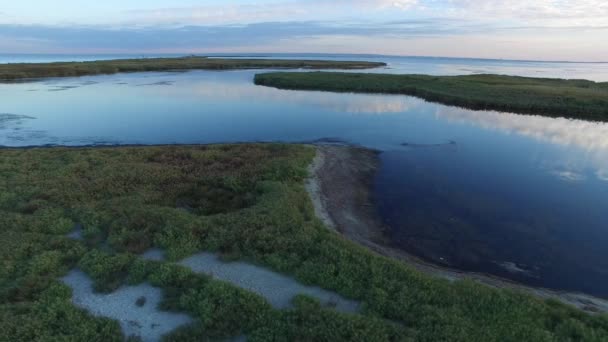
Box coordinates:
[305,147,337,231]
[179,252,360,313]
[61,269,193,342]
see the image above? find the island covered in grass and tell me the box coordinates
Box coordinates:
[0,56,386,81]
[1,143,607,341]
[254,72,608,121]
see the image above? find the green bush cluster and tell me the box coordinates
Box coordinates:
[254,72,608,121]
[1,144,607,341]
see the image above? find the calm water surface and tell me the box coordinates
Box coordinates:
[1,63,608,297]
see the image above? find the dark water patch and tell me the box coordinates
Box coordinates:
[375,149,608,298]
[0,113,36,129]
[0,113,36,120]
[401,140,456,148]
[136,81,174,86]
[298,137,351,145]
[5,130,50,142]
[48,85,81,91]
[2,126,118,147]
[0,114,44,144]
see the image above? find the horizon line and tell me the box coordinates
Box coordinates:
[1,52,607,64]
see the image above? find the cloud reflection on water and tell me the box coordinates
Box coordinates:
[150,79,419,114]
[435,106,608,182]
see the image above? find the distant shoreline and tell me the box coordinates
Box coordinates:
[1,53,606,64]
[0,56,385,81]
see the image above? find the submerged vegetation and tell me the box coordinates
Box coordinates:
[1,144,608,341]
[0,56,385,81]
[254,72,608,121]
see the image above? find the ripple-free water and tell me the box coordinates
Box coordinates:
[2,67,608,297]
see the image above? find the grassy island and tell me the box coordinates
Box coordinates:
[1,144,607,341]
[0,57,385,81]
[254,72,608,121]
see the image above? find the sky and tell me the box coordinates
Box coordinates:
[0,0,607,61]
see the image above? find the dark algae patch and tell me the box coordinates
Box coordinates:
[0,56,385,81]
[136,296,147,307]
[1,144,608,341]
[254,72,608,121]
[0,113,36,129]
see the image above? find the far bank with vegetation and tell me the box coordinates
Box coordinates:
[0,57,385,81]
[255,72,608,121]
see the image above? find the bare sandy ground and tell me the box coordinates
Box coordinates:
[142,248,359,312]
[307,144,608,314]
[64,224,359,341]
[61,270,193,342]
[180,252,360,313]
[141,248,359,313]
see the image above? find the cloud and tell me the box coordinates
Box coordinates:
[123,0,420,26]
[1,0,607,60]
[2,19,607,61]
[441,0,608,27]
[0,20,478,52]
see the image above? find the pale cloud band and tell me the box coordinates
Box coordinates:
[0,0,607,61]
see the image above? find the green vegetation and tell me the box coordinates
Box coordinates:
[1,144,608,341]
[0,57,385,81]
[254,72,608,121]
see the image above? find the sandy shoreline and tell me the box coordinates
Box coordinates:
[308,144,608,314]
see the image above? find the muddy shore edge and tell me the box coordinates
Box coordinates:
[307,144,608,314]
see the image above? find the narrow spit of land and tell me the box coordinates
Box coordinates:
[0,56,385,81]
[254,72,608,121]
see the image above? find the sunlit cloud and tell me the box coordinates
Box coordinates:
[444,0,608,21]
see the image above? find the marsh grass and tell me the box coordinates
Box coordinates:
[254,72,608,121]
[1,144,607,341]
[0,57,385,81]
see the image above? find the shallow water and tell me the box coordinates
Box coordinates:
[2,63,608,297]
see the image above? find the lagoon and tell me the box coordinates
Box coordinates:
[1,59,608,297]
